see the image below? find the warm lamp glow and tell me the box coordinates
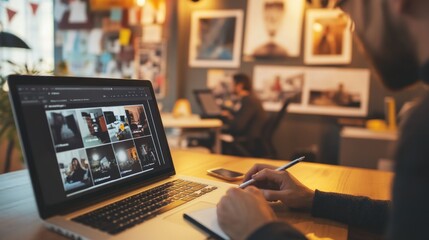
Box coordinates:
[172,99,192,118]
[313,22,323,32]
[136,0,146,7]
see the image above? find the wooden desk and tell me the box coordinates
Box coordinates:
[0,150,393,240]
[161,114,223,153]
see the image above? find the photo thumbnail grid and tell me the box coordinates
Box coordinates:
[46,104,163,195]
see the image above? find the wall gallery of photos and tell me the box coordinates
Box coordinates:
[54,0,168,99]
[191,0,370,117]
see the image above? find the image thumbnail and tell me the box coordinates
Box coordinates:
[124,105,150,138]
[46,110,84,152]
[86,145,121,185]
[103,106,133,142]
[77,108,111,147]
[112,140,143,177]
[134,137,159,168]
[56,149,93,194]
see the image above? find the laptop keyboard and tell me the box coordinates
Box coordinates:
[72,179,217,235]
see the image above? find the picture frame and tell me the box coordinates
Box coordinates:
[189,10,244,68]
[253,66,370,117]
[304,9,352,65]
[243,0,305,60]
[300,68,370,117]
[253,66,306,112]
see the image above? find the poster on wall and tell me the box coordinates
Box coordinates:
[135,41,167,98]
[54,0,169,91]
[253,66,370,117]
[304,9,352,65]
[189,10,244,68]
[243,0,305,60]
[56,0,93,29]
[61,31,97,76]
[60,28,135,78]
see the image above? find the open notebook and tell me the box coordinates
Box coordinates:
[184,207,229,240]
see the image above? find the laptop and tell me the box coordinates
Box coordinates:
[7,75,235,239]
[193,89,223,119]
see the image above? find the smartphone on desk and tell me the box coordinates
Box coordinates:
[207,168,244,181]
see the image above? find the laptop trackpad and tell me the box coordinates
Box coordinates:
[163,201,215,226]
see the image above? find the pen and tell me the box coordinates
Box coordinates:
[238,156,305,189]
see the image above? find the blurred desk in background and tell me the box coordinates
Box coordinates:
[161,113,223,154]
[339,127,398,170]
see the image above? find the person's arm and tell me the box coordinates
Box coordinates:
[311,190,390,234]
[244,164,391,234]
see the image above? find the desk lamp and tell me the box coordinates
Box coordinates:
[172,99,192,118]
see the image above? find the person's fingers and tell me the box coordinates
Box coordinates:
[226,187,243,197]
[243,164,277,182]
[252,169,290,185]
[217,189,237,221]
[245,185,262,195]
[260,189,292,202]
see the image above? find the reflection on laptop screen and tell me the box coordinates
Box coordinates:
[194,90,222,116]
[14,82,173,205]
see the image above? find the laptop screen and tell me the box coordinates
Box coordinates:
[193,90,222,116]
[8,76,175,217]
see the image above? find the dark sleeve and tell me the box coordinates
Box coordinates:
[311,190,390,234]
[388,94,429,240]
[247,222,307,240]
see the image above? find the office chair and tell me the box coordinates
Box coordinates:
[258,97,292,159]
[228,97,292,158]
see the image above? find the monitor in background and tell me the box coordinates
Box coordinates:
[193,89,222,118]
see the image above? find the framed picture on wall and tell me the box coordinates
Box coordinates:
[253,66,305,112]
[304,9,352,65]
[243,0,305,60]
[188,10,244,68]
[301,68,370,116]
[253,66,370,117]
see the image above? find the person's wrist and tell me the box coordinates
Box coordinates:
[303,189,315,211]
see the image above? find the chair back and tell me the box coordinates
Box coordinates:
[260,97,293,159]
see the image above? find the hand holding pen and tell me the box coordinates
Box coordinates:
[239,156,305,189]
[239,157,315,210]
